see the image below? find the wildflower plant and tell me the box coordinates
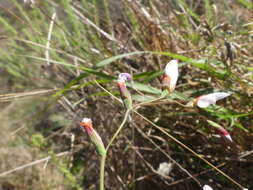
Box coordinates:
[1,1,252,190]
[80,59,246,190]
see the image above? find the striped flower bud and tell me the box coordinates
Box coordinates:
[187,92,231,108]
[203,185,213,190]
[207,120,233,142]
[218,127,233,142]
[117,73,132,109]
[162,60,179,93]
[80,118,106,156]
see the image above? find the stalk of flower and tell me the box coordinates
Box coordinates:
[162,60,179,93]
[207,120,233,142]
[80,118,106,156]
[117,73,132,109]
[187,92,231,108]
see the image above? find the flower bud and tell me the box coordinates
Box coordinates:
[117,73,132,109]
[80,118,106,156]
[207,120,233,142]
[218,127,233,142]
[162,60,179,92]
[118,73,132,81]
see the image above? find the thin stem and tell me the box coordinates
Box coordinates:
[100,155,106,190]
[99,109,131,190]
[106,109,131,151]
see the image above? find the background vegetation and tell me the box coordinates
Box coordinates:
[0,0,253,189]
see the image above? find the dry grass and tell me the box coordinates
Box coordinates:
[0,0,253,190]
[0,101,68,190]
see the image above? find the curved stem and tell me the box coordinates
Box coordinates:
[106,109,131,151]
[99,109,131,190]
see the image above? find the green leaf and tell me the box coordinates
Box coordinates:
[237,0,253,9]
[129,81,162,94]
[156,51,193,62]
[207,120,223,129]
[95,51,147,68]
[132,94,159,102]
[141,71,164,83]
[80,67,115,80]
[168,91,191,101]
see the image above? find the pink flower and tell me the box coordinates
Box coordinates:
[162,60,179,92]
[117,73,132,109]
[188,92,231,108]
[80,118,106,156]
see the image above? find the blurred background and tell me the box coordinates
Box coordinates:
[0,0,253,189]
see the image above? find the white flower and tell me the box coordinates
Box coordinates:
[203,185,213,190]
[118,73,132,83]
[162,60,179,92]
[23,0,34,4]
[196,92,231,108]
[81,118,92,124]
[157,162,174,176]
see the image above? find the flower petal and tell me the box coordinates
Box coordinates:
[163,60,178,92]
[224,134,233,142]
[197,95,216,108]
[197,92,231,108]
[118,73,132,82]
[203,185,213,190]
[211,92,231,101]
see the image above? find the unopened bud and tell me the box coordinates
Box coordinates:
[162,60,179,92]
[117,73,132,109]
[207,120,233,142]
[80,118,106,156]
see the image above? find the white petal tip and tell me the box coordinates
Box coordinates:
[82,118,92,123]
[168,59,178,65]
[196,92,231,108]
[165,60,178,76]
[225,134,233,142]
[203,185,213,190]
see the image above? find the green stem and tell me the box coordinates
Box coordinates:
[106,109,131,151]
[100,154,106,190]
[99,109,131,190]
